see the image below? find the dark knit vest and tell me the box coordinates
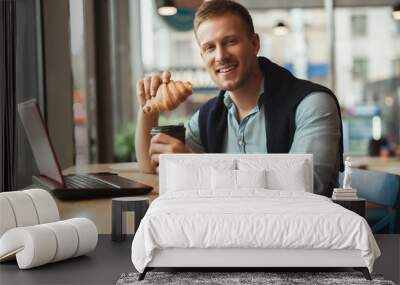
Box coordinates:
[198,57,344,172]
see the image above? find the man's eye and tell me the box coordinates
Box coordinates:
[204,46,214,52]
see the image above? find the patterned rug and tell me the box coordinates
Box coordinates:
[116,271,396,285]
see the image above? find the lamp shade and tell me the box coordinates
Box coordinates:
[393,2,400,20]
[156,0,177,16]
[273,21,289,36]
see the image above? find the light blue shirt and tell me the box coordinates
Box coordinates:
[185,82,341,196]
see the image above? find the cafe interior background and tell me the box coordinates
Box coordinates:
[11,0,400,190]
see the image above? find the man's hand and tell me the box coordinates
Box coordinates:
[136,71,171,110]
[149,133,193,173]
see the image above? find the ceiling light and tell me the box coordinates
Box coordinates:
[384,96,394,107]
[393,2,400,20]
[273,21,289,36]
[157,0,177,16]
[372,116,382,140]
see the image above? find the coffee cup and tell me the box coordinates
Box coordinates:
[150,124,186,144]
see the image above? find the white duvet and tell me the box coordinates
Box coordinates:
[131,190,380,273]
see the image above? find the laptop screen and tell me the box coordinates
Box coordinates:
[18,99,64,185]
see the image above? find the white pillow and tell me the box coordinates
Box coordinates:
[238,160,308,192]
[167,160,235,192]
[236,169,267,189]
[266,166,306,191]
[211,169,267,190]
[167,163,209,191]
[211,168,236,190]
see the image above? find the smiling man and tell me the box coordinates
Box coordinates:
[135,0,344,197]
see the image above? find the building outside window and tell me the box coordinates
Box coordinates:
[353,58,369,81]
[393,58,400,77]
[69,0,97,165]
[336,7,400,154]
[351,14,367,36]
[396,20,400,34]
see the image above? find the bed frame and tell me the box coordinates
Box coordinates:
[138,154,372,281]
[139,248,371,280]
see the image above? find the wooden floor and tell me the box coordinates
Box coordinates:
[373,234,400,284]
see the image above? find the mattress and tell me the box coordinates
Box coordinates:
[131,190,380,273]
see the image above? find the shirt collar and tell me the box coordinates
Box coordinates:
[223,77,265,110]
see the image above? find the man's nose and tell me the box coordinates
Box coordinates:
[215,45,228,62]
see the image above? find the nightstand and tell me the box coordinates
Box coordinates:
[112,196,150,242]
[331,198,366,218]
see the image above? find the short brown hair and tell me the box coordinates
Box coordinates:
[194,0,255,37]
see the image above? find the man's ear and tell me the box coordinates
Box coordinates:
[251,33,260,55]
[194,32,205,60]
[199,50,205,61]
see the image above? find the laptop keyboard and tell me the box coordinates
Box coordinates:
[64,175,118,189]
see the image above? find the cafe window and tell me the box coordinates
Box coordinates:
[351,14,367,36]
[173,40,195,67]
[396,21,400,34]
[352,58,368,81]
[251,9,330,87]
[140,4,331,119]
[140,0,210,122]
[336,7,400,154]
[394,58,400,77]
[69,0,97,165]
[102,1,400,160]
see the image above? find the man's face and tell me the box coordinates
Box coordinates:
[196,14,260,91]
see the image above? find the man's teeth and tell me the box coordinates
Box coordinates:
[218,65,236,73]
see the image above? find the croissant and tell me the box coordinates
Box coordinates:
[142,80,192,114]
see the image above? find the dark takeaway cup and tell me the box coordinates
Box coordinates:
[150,124,186,144]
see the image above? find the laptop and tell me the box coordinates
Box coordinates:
[18,99,153,200]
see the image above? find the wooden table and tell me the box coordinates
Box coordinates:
[351,156,400,175]
[56,163,158,234]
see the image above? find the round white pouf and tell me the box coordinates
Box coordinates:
[1,191,39,227]
[0,218,98,269]
[24,189,60,223]
[0,196,17,237]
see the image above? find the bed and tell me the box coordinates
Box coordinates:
[131,154,380,281]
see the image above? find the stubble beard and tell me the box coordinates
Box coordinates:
[214,67,252,92]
